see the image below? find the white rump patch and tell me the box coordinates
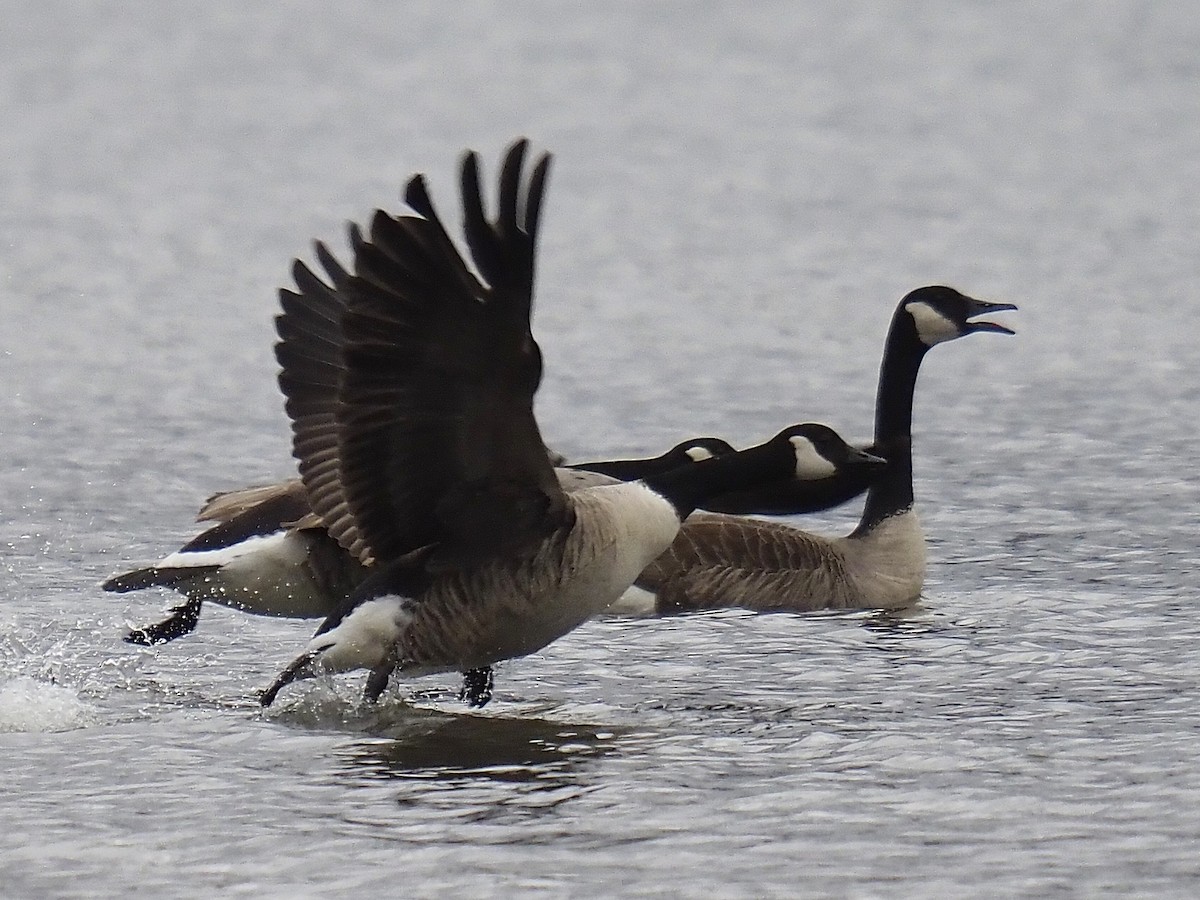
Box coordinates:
[906,300,959,346]
[684,446,716,462]
[789,436,837,480]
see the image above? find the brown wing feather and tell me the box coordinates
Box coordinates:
[290,140,567,568]
[638,513,854,613]
[196,479,306,523]
[273,242,381,561]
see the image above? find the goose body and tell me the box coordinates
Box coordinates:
[623,286,1016,617]
[632,507,925,616]
[344,482,683,681]
[106,480,364,642]
[252,140,879,706]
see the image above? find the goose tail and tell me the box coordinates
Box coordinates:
[102,565,220,593]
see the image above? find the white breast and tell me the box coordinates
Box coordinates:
[836,509,926,609]
[566,481,683,600]
[516,481,682,652]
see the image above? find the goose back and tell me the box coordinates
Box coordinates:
[636,510,925,614]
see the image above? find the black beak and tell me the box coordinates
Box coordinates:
[964,299,1017,335]
[849,445,889,469]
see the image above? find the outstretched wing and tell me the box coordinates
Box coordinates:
[274,241,371,559]
[276,139,568,568]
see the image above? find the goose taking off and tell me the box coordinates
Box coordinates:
[104,435,743,646]
[257,140,880,707]
[623,286,1016,616]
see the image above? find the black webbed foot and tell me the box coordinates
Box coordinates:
[458,667,494,708]
[124,597,202,645]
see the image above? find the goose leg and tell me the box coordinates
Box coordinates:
[364,649,399,703]
[259,647,325,707]
[124,597,203,645]
[458,667,494,708]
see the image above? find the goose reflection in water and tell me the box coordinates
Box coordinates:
[267,699,627,792]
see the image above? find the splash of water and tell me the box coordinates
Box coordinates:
[0,676,99,733]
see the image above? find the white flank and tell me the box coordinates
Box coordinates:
[684,446,716,462]
[568,482,681,614]
[906,300,959,346]
[592,481,683,572]
[156,530,331,617]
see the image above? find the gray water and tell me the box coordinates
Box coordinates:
[3,2,1199,896]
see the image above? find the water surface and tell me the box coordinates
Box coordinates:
[3,3,1199,896]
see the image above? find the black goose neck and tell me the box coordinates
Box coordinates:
[858,305,929,531]
[573,453,669,481]
[873,306,929,444]
[641,442,781,520]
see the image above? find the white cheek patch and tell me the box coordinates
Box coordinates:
[684,446,715,462]
[789,436,837,480]
[907,301,960,346]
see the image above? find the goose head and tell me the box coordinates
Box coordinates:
[902,286,1017,348]
[667,436,737,465]
[567,436,737,483]
[773,423,888,480]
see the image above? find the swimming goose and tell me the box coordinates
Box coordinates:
[624,286,1016,616]
[257,139,879,706]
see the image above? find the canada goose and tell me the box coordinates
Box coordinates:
[623,286,1016,616]
[104,434,755,646]
[251,139,880,707]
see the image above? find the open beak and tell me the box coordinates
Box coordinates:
[965,299,1018,335]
